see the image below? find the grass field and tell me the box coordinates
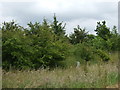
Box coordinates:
[2,62,118,88]
[0,67,1,89]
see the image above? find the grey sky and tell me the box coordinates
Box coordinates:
[0,0,118,35]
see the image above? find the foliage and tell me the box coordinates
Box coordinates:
[1,16,119,70]
[95,21,111,40]
[73,43,95,63]
[107,26,119,51]
[51,14,66,36]
[91,36,107,50]
[2,22,34,70]
[118,36,120,51]
[2,19,69,70]
[95,49,110,62]
[69,25,88,44]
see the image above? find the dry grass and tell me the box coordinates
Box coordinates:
[0,67,2,89]
[2,62,118,88]
[106,84,119,88]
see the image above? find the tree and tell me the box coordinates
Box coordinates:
[106,26,119,51]
[73,43,95,63]
[111,26,118,36]
[85,34,95,45]
[27,22,41,35]
[2,21,33,70]
[95,21,111,40]
[25,21,68,69]
[2,20,23,32]
[118,35,120,51]
[2,20,69,70]
[51,14,66,36]
[69,25,88,44]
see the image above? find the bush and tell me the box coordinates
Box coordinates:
[2,30,34,70]
[95,49,110,62]
[73,43,95,64]
[2,19,118,70]
[2,21,69,70]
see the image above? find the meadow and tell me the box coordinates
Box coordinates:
[2,53,119,88]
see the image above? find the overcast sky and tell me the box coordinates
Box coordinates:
[0,0,118,35]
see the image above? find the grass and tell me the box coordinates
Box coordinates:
[2,62,118,88]
[0,67,1,89]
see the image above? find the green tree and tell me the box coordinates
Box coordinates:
[106,26,119,51]
[91,36,106,50]
[95,21,111,40]
[118,35,120,51]
[73,43,95,63]
[111,26,118,35]
[2,19,69,70]
[2,21,33,70]
[51,14,66,36]
[85,34,96,46]
[69,25,88,44]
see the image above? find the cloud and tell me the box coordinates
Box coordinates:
[0,0,118,34]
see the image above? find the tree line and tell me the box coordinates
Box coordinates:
[1,15,120,70]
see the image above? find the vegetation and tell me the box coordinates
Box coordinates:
[2,61,118,88]
[1,15,119,88]
[1,16,119,70]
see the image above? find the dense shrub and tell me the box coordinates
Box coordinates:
[95,49,110,62]
[1,18,119,70]
[73,43,95,64]
[2,20,69,70]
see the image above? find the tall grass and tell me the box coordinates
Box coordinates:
[2,62,118,88]
[0,67,2,89]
